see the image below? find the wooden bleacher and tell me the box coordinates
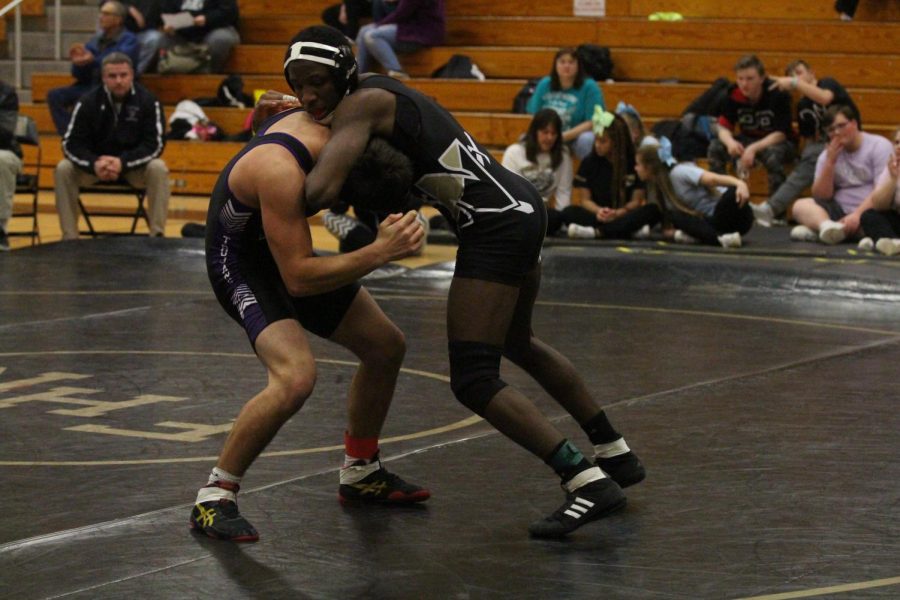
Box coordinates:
[17,0,900,202]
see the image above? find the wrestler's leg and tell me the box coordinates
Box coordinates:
[329,287,430,504]
[191,318,316,541]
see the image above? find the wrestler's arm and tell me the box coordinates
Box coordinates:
[304,89,396,214]
[235,145,422,297]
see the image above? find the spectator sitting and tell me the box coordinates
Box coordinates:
[355,0,445,79]
[119,0,164,74]
[636,138,752,248]
[322,0,396,40]
[835,0,859,20]
[707,54,794,199]
[527,47,605,160]
[563,109,661,240]
[755,59,860,227]
[0,79,22,252]
[615,101,658,149]
[47,1,139,135]
[54,53,170,240]
[160,0,240,73]
[501,109,572,236]
[859,127,900,256]
[790,105,892,245]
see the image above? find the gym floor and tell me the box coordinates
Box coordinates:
[1,232,898,599]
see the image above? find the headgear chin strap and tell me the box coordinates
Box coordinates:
[283,40,358,100]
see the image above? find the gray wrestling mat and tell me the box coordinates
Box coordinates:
[1,237,898,599]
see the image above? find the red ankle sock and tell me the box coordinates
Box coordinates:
[344,431,379,461]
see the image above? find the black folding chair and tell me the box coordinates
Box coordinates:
[77,181,149,237]
[9,115,41,245]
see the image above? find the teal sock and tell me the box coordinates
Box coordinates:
[544,439,592,483]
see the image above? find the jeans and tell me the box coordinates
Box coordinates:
[707,137,795,196]
[47,83,93,135]
[136,29,164,74]
[768,140,824,216]
[356,23,401,72]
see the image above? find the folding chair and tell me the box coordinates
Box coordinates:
[9,115,41,245]
[77,181,150,237]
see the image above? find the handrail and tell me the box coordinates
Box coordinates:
[0,0,23,19]
[0,0,63,91]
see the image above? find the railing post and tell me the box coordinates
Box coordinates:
[55,0,61,60]
[14,4,21,89]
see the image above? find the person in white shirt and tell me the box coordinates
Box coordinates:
[502,108,572,235]
[859,126,900,255]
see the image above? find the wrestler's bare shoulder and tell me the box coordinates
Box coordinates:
[263,110,331,157]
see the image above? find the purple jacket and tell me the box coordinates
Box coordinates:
[378,0,445,47]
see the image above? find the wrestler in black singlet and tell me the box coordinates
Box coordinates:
[359,75,548,286]
[205,108,360,345]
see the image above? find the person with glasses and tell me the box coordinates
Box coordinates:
[790,105,892,245]
[46,1,139,135]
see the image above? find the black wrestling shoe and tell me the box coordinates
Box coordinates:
[528,477,626,539]
[339,457,431,505]
[189,499,259,542]
[597,451,646,488]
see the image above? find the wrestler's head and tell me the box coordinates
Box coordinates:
[340,138,415,212]
[283,26,358,124]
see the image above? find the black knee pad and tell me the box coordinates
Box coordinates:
[449,341,507,416]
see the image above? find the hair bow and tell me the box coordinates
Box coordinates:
[615,101,641,121]
[592,106,615,136]
[658,136,677,167]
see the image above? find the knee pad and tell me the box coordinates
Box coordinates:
[449,341,507,416]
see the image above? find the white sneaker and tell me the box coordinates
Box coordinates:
[673,229,698,244]
[633,224,651,240]
[790,224,818,242]
[857,237,874,251]
[875,237,900,256]
[717,232,742,248]
[818,220,846,245]
[750,202,775,227]
[567,223,596,239]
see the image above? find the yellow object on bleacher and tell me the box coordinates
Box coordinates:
[648,12,683,21]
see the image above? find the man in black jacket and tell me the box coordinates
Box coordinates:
[53,52,169,239]
[0,79,23,251]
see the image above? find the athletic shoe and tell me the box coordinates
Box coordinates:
[717,232,742,248]
[673,229,698,244]
[875,237,900,256]
[567,223,596,239]
[0,228,9,252]
[597,451,646,488]
[339,456,430,505]
[528,474,626,539]
[750,202,775,227]
[857,237,874,251]
[790,224,818,242]
[189,499,259,542]
[818,220,846,245]
[633,224,652,240]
